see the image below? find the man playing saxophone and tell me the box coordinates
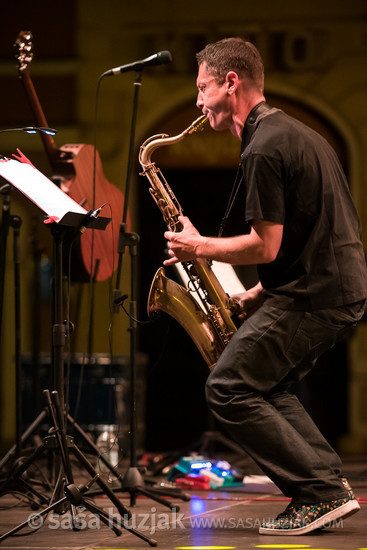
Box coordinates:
[163,37,367,536]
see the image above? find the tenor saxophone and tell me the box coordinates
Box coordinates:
[139,115,237,369]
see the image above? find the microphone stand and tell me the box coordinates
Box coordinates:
[112,70,189,509]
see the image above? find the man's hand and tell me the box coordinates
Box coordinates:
[163,216,283,267]
[231,282,264,321]
[164,216,206,266]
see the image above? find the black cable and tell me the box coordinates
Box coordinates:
[120,303,151,325]
[66,75,106,428]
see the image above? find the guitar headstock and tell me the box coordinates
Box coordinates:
[14,30,34,72]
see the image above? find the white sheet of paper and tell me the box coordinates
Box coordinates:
[209,261,246,295]
[0,158,87,220]
[174,261,245,310]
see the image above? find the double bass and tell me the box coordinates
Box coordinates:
[14,30,126,282]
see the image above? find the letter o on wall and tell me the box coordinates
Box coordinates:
[282,31,315,70]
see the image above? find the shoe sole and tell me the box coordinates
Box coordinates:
[259,498,360,535]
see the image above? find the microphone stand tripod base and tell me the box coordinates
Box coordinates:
[121,466,186,511]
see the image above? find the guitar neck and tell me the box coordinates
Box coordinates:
[19,68,75,174]
[19,69,57,158]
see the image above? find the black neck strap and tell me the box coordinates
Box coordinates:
[218,102,278,237]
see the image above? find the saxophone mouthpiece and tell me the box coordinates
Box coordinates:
[187,115,208,135]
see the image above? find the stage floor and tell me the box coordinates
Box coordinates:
[0,454,366,550]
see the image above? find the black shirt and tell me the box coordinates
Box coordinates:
[240,102,367,310]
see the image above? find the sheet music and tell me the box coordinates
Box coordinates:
[0,157,87,220]
[174,260,245,310]
[210,261,246,295]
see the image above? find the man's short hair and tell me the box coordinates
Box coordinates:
[196,37,264,91]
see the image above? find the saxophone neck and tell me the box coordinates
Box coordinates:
[139,115,207,167]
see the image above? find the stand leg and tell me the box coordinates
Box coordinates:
[0,481,156,546]
[0,389,159,546]
[67,412,190,506]
[0,439,49,506]
[0,409,47,472]
[121,467,181,511]
[70,439,131,519]
[67,413,124,482]
[0,494,69,543]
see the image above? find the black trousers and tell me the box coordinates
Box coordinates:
[206,300,365,504]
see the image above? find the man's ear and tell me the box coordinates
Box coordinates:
[225,71,239,94]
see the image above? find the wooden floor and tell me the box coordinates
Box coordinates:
[0,449,366,550]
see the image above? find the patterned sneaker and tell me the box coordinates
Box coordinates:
[259,495,360,535]
[276,501,296,517]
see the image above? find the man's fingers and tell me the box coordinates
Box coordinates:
[164,230,175,241]
[163,257,179,266]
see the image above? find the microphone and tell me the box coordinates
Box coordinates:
[102,50,172,77]
[23,126,57,135]
[79,202,107,233]
[0,126,57,135]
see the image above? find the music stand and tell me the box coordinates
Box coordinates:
[0,154,109,419]
[0,155,157,546]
